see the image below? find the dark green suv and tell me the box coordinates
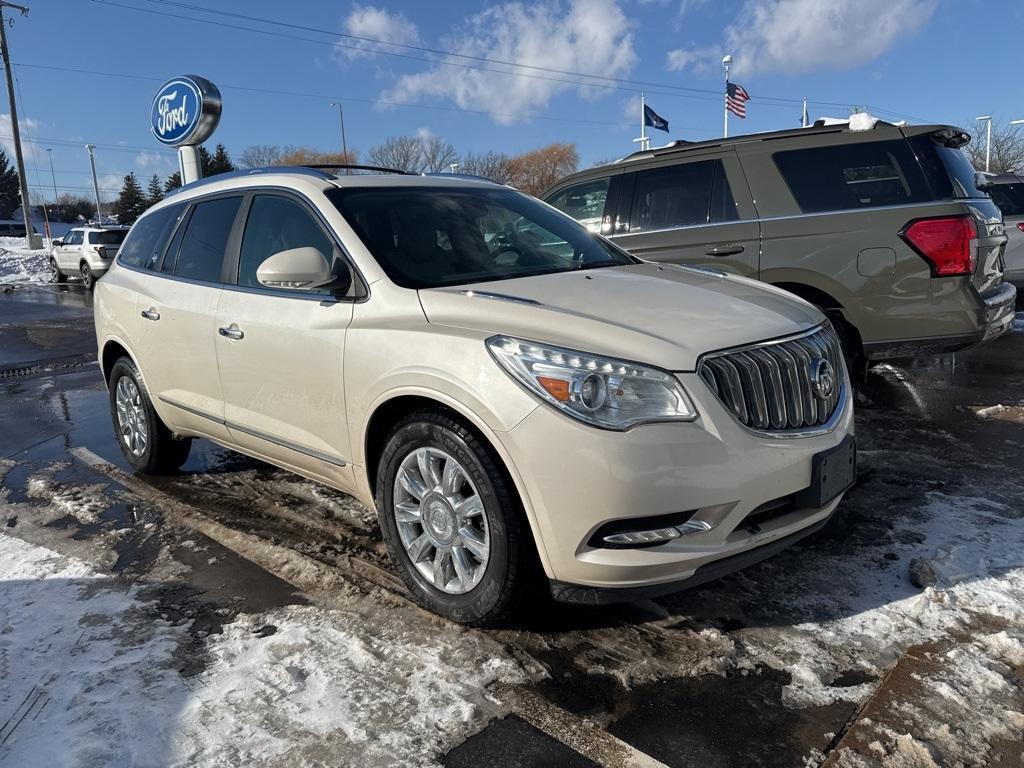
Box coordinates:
[544,121,1016,369]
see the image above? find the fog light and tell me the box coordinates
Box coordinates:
[602,527,681,546]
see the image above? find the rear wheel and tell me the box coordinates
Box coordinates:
[108,357,192,474]
[80,262,95,291]
[376,410,535,626]
[49,258,66,284]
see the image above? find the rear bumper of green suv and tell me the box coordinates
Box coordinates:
[863,282,1017,360]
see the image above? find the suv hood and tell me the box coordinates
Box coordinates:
[418,262,824,371]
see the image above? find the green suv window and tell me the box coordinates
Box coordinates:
[628,159,737,233]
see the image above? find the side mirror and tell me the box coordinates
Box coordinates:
[52,238,64,246]
[256,246,351,294]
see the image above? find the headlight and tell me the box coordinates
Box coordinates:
[486,335,697,430]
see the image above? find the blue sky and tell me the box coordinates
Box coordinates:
[5,0,1023,201]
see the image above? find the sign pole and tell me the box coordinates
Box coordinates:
[179,145,201,184]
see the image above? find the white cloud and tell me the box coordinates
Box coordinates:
[337,4,420,60]
[377,0,637,126]
[666,0,937,78]
[134,151,171,171]
[0,114,43,163]
[665,45,721,74]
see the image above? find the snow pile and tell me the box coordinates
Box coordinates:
[0,237,51,284]
[0,533,526,767]
[176,607,526,766]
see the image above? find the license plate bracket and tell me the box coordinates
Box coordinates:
[795,435,857,509]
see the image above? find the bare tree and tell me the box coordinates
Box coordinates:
[238,144,283,168]
[366,136,425,173]
[278,146,358,169]
[505,143,579,196]
[420,135,459,173]
[460,151,513,184]
[962,121,1024,174]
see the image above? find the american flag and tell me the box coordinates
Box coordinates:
[726,82,750,118]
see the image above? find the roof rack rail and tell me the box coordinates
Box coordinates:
[302,163,411,175]
[164,165,338,197]
[423,171,498,183]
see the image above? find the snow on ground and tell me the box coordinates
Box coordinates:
[0,532,526,767]
[0,237,51,284]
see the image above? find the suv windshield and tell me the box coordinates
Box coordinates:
[327,186,635,289]
[88,230,129,245]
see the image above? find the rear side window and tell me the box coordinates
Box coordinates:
[774,140,931,213]
[627,160,731,233]
[546,178,610,233]
[989,182,1024,216]
[171,197,242,283]
[909,136,986,200]
[88,230,128,245]
[118,204,186,269]
[238,195,335,292]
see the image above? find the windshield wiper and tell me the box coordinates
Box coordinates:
[576,258,627,271]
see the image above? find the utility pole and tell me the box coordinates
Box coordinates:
[329,101,349,163]
[0,1,35,248]
[84,144,103,225]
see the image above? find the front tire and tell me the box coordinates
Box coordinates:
[49,258,66,284]
[376,410,534,626]
[108,357,192,474]
[80,262,95,290]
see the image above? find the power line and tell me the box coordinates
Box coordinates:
[93,0,875,113]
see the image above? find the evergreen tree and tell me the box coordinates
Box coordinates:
[198,145,212,177]
[207,143,235,175]
[164,171,181,192]
[0,149,20,220]
[146,174,163,206]
[111,173,147,226]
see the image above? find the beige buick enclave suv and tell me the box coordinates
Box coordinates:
[94,167,856,625]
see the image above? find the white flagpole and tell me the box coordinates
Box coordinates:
[633,91,649,151]
[802,97,808,128]
[722,55,732,138]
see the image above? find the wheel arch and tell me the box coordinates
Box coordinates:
[100,337,141,389]
[361,390,553,578]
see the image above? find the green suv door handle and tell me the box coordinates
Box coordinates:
[704,244,745,257]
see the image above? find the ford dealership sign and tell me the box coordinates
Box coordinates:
[151,75,222,147]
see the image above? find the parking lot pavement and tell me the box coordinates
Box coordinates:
[1,282,1022,767]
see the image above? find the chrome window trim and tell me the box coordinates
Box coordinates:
[610,199,971,240]
[696,324,849,440]
[115,183,369,304]
[158,395,348,466]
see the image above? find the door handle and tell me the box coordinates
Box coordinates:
[140,309,160,321]
[218,326,244,340]
[704,244,745,257]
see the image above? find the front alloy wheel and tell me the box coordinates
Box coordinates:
[393,447,489,594]
[49,258,66,284]
[115,375,149,457]
[376,410,536,625]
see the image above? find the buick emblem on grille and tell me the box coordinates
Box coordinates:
[810,358,835,400]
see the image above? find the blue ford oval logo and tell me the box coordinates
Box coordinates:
[151,77,202,146]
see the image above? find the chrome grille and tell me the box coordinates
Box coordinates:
[698,325,846,434]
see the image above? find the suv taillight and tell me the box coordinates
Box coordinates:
[900,216,977,277]
[1017,222,1024,233]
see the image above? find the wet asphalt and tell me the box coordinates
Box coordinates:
[1,281,1022,767]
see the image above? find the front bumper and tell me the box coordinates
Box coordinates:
[495,372,855,596]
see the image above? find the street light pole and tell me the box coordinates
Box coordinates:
[0,0,35,248]
[84,144,103,225]
[976,115,992,172]
[46,147,57,203]
[329,101,349,162]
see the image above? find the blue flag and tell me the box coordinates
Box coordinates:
[643,104,669,133]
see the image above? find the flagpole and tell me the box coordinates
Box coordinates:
[802,97,808,128]
[640,92,647,150]
[722,55,732,139]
